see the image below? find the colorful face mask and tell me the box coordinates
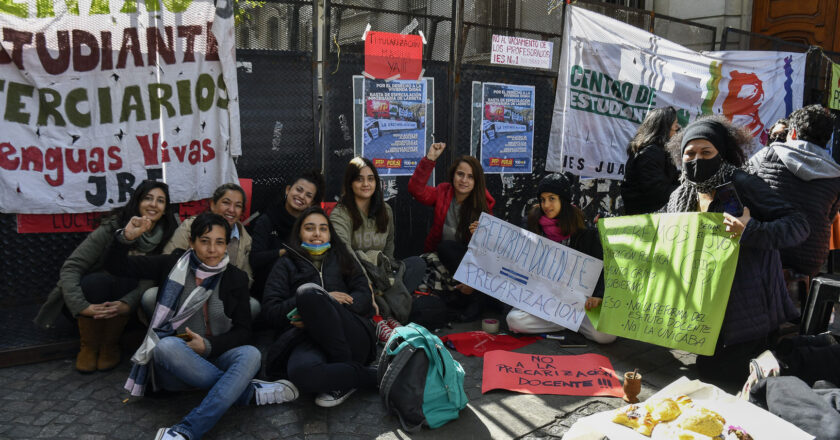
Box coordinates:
[301,241,331,255]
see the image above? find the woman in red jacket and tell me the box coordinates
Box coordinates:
[408,142,495,321]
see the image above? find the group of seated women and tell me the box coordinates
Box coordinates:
[34,111,812,439]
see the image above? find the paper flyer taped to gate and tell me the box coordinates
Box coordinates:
[454,213,603,331]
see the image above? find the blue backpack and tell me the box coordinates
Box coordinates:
[377,323,469,431]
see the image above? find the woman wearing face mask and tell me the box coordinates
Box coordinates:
[35,180,177,373]
[665,116,809,380]
[164,183,253,286]
[506,174,616,344]
[261,207,376,408]
[408,142,496,322]
[621,107,681,215]
[106,213,296,440]
[250,170,325,300]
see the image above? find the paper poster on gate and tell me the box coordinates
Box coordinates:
[470,83,535,174]
[546,5,805,180]
[482,351,623,397]
[591,213,740,355]
[454,213,603,331]
[355,77,432,176]
[0,0,241,214]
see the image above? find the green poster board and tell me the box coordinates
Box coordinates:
[589,213,740,355]
[830,62,840,111]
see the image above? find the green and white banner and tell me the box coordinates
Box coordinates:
[0,0,241,213]
[547,5,805,180]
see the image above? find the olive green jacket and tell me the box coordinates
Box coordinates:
[34,218,155,328]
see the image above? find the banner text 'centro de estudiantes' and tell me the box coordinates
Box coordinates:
[0,0,241,213]
[547,5,804,180]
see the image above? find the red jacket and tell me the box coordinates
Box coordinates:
[408,157,496,252]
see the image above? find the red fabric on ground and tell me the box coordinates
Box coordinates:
[440,331,541,357]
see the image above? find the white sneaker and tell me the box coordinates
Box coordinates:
[154,427,187,440]
[252,379,299,405]
[314,388,356,407]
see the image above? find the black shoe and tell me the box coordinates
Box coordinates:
[314,389,356,407]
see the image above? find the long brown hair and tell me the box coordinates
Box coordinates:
[448,156,489,242]
[627,106,677,155]
[525,199,585,238]
[339,157,389,233]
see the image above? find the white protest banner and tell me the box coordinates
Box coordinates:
[491,35,553,70]
[0,0,241,213]
[454,212,603,331]
[546,5,805,179]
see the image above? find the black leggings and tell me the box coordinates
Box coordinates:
[80,272,139,304]
[286,284,376,394]
[437,240,468,275]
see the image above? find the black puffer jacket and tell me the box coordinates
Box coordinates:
[667,169,809,345]
[621,144,680,215]
[749,141,840,277]
[261,247,373,334]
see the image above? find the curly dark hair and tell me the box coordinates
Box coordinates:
[767,118,789,145]
[627,106,678,155]
[108,180,177,254]
[666,115,752,167]
[788,104,835,148]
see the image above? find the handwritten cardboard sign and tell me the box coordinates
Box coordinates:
[482,351,623,397]
[591,213,740,355]
[365,31,423,80]
[454,213,603,331]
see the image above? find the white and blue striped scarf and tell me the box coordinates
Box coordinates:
[124,250,228,396]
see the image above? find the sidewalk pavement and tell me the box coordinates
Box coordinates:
[0,320,732,440]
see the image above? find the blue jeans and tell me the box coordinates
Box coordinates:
[153,337,261,440]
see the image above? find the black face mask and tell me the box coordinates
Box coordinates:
[683,155,722,183]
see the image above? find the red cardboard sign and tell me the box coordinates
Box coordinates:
[482,351,623,397]
[17,179,254,233]
[364,31,423,80]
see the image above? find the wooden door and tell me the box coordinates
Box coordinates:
[752,0,840,51]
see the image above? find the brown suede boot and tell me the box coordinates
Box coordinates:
[97,315,129,371]
[76,317,101,373]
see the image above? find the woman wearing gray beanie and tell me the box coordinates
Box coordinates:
[664,116,808,381]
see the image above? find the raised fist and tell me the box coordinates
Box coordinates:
[426,142,446,161]
[123,216,153,240]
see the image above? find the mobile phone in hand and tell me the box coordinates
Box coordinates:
[714,182,744,217]
[286,307,302,322]
[176,333,192,341]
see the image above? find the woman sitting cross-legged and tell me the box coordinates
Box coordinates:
[262,206,377,408]
[506,174,616,344]
[106,213,297,440]
[35,180,177,373]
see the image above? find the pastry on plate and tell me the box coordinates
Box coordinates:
[612,404,657,436]
[645,398,682,423]
[677,406,726,437]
